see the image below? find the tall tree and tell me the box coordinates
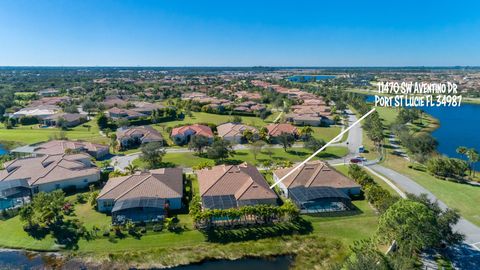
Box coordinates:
[250,140,265,161]
[277,132,294,152]
[188,135,211,154]
[140,142,166,169]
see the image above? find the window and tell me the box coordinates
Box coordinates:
[104,201,114,208]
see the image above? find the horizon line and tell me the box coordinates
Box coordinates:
[1,65,479,68]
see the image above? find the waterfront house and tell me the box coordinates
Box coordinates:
[11,140,110,159]
[0,153,100,197]
[273,161,361,213]
[97,168,183,224]
[196,163,278,210]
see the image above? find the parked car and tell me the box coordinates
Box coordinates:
[101,166,114,173]
[350,158,362,164]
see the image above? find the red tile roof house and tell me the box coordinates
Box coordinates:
[170,124,214,145]
[0,153,101,198]
[196,163,278,210]
[273,161,361,213]
[216,123,258,144]
[265,123,298,143]
[116,125,163,149]
[96,168,183,224]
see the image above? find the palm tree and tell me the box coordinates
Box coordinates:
[125,162,138,175]
[299,126,313,140]
[466,149,479,177]
[456,146,467,156]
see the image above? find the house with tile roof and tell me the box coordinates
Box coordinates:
[11,140,110,159]
[170,124,214,145]
[116,125,163,149]
[273,161,361,213]
[196,163,278,210]
[0,153,100,198]
[97,168,183,223]
[265,123,298,143]
[43,113,87,127]
[106,107,147,120]
[216,123,257,144]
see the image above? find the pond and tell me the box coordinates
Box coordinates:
[167,256,293,270]
[365,95,480,160]
[0,144,7,155]
[0,249,64,269]
[288,75,335,82]
[0,249,293,270]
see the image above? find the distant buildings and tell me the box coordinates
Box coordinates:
[11,105,61,119]
[171,124,214,145]
[37,88,59,97]
[43,113,86,127]
[273,161,361,213]
[196,163,278,210]
[97,168,183,224]
[106,107,147,120]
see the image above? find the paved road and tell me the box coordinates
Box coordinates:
[333,110,480,268]
[369,164,480,246]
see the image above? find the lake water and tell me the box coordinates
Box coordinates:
[168,256,293,270]
[365,95,480,159]
[0,144,7,155]
[0,250,59,269]
[0,249,293,270]
[288,75,335,82]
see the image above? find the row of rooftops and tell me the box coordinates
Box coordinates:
[96,160,359,210]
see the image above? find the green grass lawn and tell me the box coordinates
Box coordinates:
[311,126,342,142]
[0,120,108,145]
[383,154,480,226]
[134,146,348,168]
[370,107,480,226]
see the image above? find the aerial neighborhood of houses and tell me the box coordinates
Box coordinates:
[0,67,477,269]
[0,71,356,228]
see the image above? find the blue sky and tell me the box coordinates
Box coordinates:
[1,0,479,66]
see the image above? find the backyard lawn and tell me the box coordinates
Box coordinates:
[0,120,108,145]
[133,146,349,168]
